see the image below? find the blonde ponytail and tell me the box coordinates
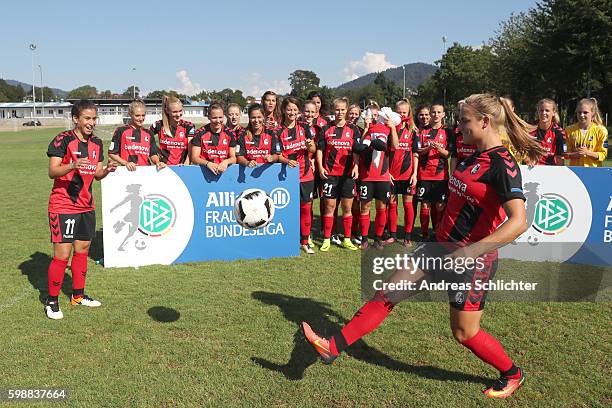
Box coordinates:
[464,94,546,164]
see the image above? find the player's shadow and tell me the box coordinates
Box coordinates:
[250,291,490,385]
[88,229,104,262]
[18,252,73,304]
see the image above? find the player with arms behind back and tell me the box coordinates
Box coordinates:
[45,100,117,320]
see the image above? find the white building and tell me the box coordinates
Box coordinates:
[0,99,209,125]
[0,102,72,120]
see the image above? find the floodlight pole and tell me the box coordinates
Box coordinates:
[402,65,406,99]
[39,64,44,116]
[29,43,37,124]
[132,67,136,99]
[442,36,448,107]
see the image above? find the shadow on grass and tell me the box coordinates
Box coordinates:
[89,229,104,263]
[18,252,73,304]
[250,291,490,385]
[147,306,180,323]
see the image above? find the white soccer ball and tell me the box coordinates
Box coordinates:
[233,188,275,230]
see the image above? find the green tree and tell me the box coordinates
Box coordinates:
[32,86,57,102]
[122,86,140,99]
[146,89,187,99]
[0,79,26,102]
[417,43,496,107]
[373,73,404,106]
[289,70,321,100]
[67,85,98,99]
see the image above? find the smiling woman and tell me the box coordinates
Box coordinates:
[44,99,117,320]
[108,100,166,172]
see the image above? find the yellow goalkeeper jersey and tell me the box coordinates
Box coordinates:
[564,123,609,167]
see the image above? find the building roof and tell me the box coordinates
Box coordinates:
[0,102,72,108]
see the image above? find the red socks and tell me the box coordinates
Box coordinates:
[342,215,352,239]
[322,215,334,239]
[300,202,312,244]
[329,291,395,355]
[71,251,89,292]
[461,329,519,377]
[388,201,398,235]
[359,214,370,238]
[47,257,68,297]
[420,205,430,237]
[404,200,415,235]
[374,208,387,238]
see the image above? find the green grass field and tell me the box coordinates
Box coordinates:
[0,127,610,407]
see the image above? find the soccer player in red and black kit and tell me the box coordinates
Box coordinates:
[303,94,547,398]
[307,90,329,128]
[357,104,396,250]
[236,104,280,167]
[45,100,117,320]
[529,99,565,165]
[109,100,166,171]
[387,99,419,247]
[262,91,282,131]
[190,103,237,174]
[149,95,195,165]
[415,103,451,238]
[449,100,478,174]
[227,103,246,143]
[276,97,317,254]
[317,97,364,252]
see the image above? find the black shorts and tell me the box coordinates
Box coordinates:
[358,181,391,202]
[416,180,448,203]
[392,180,416,196]
[300,180,315,203]
[49,211,96,243]
[321,176,355,200]
[412,242,498,311]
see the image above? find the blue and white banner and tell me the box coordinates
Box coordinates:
[500,165,612,266]
[101,165,299,268]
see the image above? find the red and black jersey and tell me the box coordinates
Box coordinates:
[191,126,237,164]
[264,115,282,131]
[530,124,565,165]
[359,122,391,182]
[315,115,329,128]
[389,124,419,180]
[228,125,246,145]
[47,130,104,214]
[278,122,316,182]
[437,146,524,245]
[149,119,195,165]
[450,131,477,162]
[317,123,362,177]
[109,125,158,166]
[417,126,451,181]
[236,130,280,163]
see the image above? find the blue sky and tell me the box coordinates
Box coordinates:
[1,0,537,96]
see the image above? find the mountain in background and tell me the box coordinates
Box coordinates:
[336,63,437,91]
[5,79,69,98]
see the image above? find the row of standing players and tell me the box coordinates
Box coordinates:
[106,94,608,254]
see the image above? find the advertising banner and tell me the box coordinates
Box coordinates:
[500,166,611,266]
[102,164,299,267]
